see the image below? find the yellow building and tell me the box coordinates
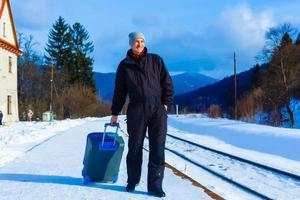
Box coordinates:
[0,0,22,123]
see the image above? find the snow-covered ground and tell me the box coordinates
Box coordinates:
[0,117,211,200]
[282,98,300,128]
[1,114,300,199]
[0,118,93,167]
[165,114,300,199]
[253,98,300,128]
[167,114,300,175]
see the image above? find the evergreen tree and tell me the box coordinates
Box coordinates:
[295,33,300,46]
[69,22,95,91]
[251,64,262,89]
[45,16,72,85]
[280,32,293,47]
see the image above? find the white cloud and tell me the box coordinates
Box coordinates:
[10,0,300,79]
[216,3,275,49]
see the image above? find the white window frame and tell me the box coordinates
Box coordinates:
[3,22,6,37]
[7,95,12,115]
[8,56,12,73]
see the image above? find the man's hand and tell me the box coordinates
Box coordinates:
[164,105,168,112]
[110,115,118,125]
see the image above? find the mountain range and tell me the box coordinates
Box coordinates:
[93,72,218,101]
[174,67,255,112]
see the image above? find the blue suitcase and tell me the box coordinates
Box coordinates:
[82,123,124,184]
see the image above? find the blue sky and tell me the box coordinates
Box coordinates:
[11,0,300,79]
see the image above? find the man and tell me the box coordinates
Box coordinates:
[0,110,3,125]
[110,32,174,197]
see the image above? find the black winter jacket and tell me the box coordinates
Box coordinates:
[111,48,174,115]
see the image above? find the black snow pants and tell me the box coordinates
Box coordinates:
[126,96,167,192]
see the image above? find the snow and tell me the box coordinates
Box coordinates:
[168,114,300,163]
[1,114,300,199]
[0,117,210,200]
[252,98,300,129]
[0,118,95,167]
[166,114,300,199]
[282,98,300,128]
[163,131,300,199]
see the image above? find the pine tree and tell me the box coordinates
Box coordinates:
[295,33,300,46]
[69,22,95,91]
[280,32,293,47]
[251,64,262,89]
[45,16,72,85]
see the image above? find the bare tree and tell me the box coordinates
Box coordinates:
[17,34,45,120]
[256,23,297,63]
[259,31,300,127]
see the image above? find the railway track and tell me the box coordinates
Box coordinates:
[164,132,300,200]
[166,133,300,180]
[117,120,300,199]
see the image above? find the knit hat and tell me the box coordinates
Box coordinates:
[128,32,146,46]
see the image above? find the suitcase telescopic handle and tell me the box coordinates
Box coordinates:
[102,123,120,147]
[104,123,120,128]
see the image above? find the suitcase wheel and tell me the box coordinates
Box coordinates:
[112,174,118,183]
[83,175,91,185]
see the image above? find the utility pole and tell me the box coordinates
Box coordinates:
[234,52,237,120]
[50,60,54,114]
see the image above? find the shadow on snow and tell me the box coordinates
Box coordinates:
[0,173,148,195]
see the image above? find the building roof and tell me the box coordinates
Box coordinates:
[0,0,22,55]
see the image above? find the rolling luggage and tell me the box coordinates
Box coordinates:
[82,123,124,184]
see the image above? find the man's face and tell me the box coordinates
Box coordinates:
[131,38,145,54]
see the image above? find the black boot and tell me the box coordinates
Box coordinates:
[125,183,137,192]
[147,162,165,197]
[148,190,166,197]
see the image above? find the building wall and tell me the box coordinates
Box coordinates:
[0,47,19,123]
[0,0,19,123]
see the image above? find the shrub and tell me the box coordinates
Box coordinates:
[53,84,102,119]
[207,104,222,118]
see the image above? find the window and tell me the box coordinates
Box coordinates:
[9,56,12,73]
[7,96,12,115]
[3,22,6,37]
